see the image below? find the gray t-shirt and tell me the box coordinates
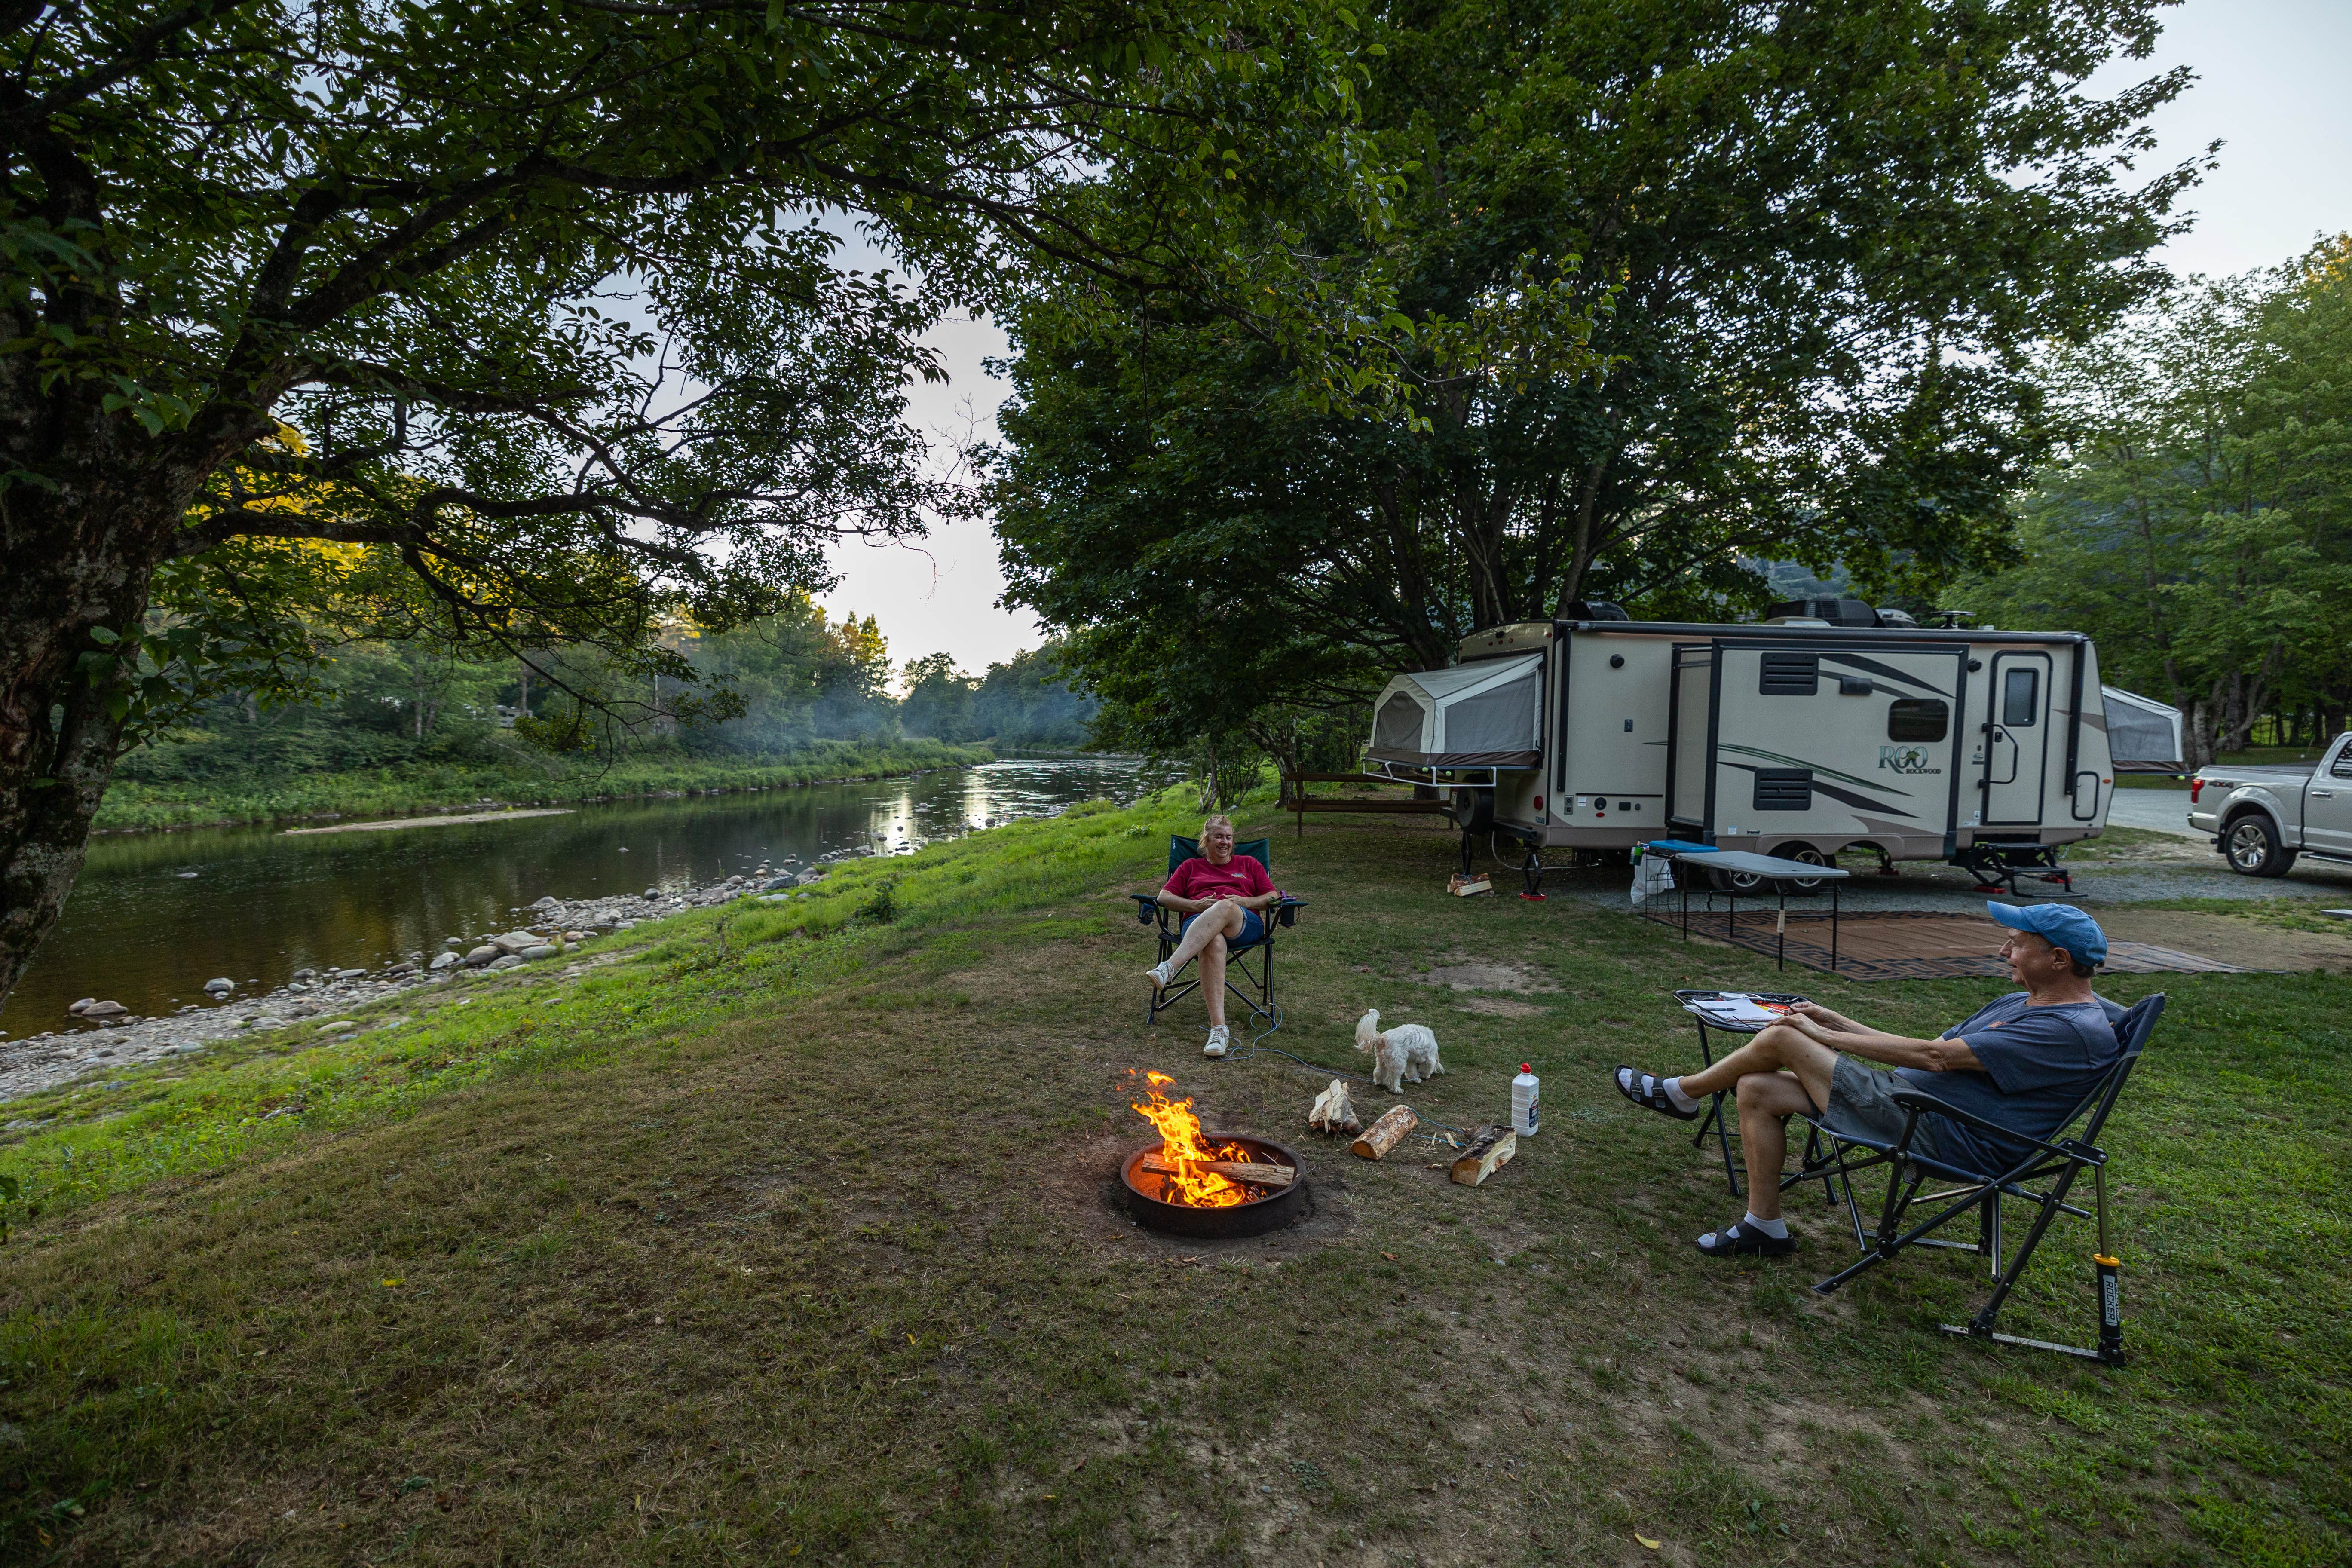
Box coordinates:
[1898,992,2125,1173]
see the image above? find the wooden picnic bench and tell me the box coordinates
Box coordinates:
[1278,772,1458,837]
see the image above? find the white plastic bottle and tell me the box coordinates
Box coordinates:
[1512,1063,1540,1137]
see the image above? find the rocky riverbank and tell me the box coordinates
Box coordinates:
[0,857,836,1104]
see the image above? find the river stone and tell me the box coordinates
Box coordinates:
[562,931,588,943]
[758,875,795,892]
[203,977,235,994]
[291,968,317,980]
[464,945,501,966]
[530,895,560,910]
[428,952,459,971]
[334,967,368,980]
[793,870,825,886]
[643,887,660,898]
[77,1000,127,1018]
[67,997,96,1014]
[315,1019,358,1034]
[490,932,541,956]
[487,955,524,971]
[519,944,559,961]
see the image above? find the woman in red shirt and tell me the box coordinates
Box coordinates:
[1143,814,1283,1057]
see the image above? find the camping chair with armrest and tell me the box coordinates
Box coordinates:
[1131,836,1306,1034]
[1793,994,2164,1365]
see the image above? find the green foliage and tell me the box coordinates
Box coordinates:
[97,739,990,832]
[895,644,1097,747]
[1963,238,2352,763]
[993,0,2202,778]
[7,0,1404,676]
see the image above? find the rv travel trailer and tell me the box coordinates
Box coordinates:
[1366,599,2185,893]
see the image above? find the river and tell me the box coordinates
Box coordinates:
[0,757,1146,1039]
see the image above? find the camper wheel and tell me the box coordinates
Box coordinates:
[1708,863,1771,894]
[1449,787,1495,833]
[1777,844,1831,896]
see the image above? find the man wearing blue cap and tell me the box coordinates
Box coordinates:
[1612,902,2125,1257]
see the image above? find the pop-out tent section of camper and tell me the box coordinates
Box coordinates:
[1369,654,1545,768]
[2102,686,2185,772]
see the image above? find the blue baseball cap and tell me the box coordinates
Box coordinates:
[1986,901,2107,967]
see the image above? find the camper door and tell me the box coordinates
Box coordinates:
[1690,642,1966,843]
[1981,651,2053,826]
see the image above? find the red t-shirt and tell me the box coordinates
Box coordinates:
[1163,854,1275,903]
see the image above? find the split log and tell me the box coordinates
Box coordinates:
[1351,1104,1418,1160]
[1140,1151,1295,1186]
[1449,1124,1518,1186]
[1307,1078,1361,1135]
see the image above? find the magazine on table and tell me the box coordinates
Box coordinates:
[1681,991,1806,1027]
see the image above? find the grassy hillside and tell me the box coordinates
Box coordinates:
[0,793,2342,1564]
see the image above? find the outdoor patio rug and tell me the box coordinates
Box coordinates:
[1649,910,2255,980]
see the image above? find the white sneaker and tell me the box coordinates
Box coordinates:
[1143,961,1173,994]
[1203,1025,1231,1058]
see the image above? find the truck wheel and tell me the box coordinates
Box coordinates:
[2223,814,2296,877]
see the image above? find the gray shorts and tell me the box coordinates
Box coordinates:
[1822,1056,1942,1159]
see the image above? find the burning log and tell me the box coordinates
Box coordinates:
[1307,1078,1361,1135]
[1140,1151,1295,1187]
[1449,1124,1518,1186]
[1351,1104,1418,1161]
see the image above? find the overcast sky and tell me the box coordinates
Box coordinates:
[818,0,2352,677]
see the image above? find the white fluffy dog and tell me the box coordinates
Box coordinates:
[1356,1008,1444,1093]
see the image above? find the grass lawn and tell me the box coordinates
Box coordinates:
[0,795,2344,1565]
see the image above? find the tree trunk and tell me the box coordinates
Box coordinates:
[0,510,153,1000]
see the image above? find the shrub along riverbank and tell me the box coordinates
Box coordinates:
[89,738,996,833]
[0,790,2342,1563]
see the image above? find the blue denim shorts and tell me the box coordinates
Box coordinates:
[1182,908,1265,948]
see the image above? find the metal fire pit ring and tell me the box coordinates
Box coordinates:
[1120,1135,1308,1239]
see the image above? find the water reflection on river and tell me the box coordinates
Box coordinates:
[0,758,1145,1037]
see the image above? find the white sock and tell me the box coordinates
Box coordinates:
[1662,1076,1702,1113]
[1742,1211,1788,1239]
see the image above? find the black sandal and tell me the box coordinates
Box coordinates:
[1614,1065,1703,1121]
[1695,1219,1796,1257]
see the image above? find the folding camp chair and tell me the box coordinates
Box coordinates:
[1793,994,2163,1365]
[1131,836,1306,1033]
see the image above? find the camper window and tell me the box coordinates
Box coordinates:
[2002,668,2040,726]
[1887,698,1949,743]
[1758,653,1819,695]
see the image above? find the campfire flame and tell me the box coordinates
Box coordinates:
[1130,1072,1254,1208]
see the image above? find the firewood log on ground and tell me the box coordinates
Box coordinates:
[1351,1104,1418,1160]
[1449,1124,1518,1186]
[1307,1078,1361,1135]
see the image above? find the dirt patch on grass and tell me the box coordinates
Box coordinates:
[1402,954,1561,993]
[2098,908,2352,971]
[1454,995,1547,1018]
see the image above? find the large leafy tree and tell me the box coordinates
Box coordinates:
[994,0,2205,760]
[0,0,1393,994]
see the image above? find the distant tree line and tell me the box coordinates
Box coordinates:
[114,603,1095,793]
[1961,237,2352,766]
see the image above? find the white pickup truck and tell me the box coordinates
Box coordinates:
[2188,733,2352,876]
